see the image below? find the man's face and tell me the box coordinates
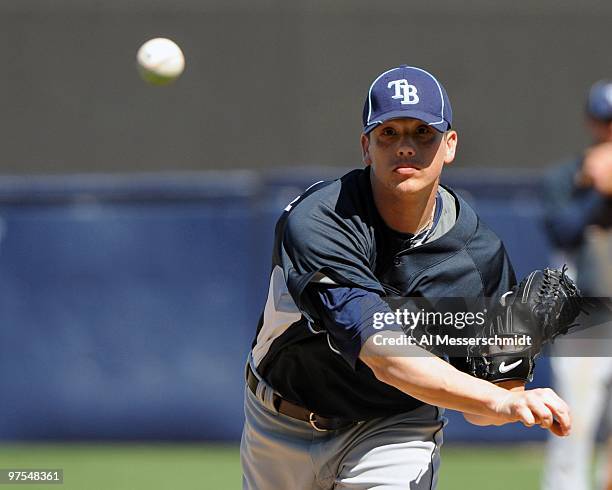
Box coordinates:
[361,118,458,196]
[587,117,612,144]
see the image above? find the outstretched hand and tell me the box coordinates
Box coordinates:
[494,387,571,437]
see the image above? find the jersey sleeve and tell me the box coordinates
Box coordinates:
[280,203,385,310]
[302,285,404,369]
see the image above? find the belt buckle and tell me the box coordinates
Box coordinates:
[308,412,328,432]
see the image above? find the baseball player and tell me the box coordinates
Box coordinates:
[241,65,580,490]
[541,80,612,490]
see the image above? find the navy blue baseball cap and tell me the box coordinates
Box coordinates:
[362,65,452,134]
[586,80,612,121]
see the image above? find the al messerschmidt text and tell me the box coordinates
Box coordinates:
[373,334,532,347]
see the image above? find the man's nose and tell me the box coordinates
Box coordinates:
[396,136,416,157]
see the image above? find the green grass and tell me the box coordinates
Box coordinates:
[438,445,544,489]
[0,443,240,490]
[0,443,548,489]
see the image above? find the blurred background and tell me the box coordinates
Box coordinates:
[0,0,611,489]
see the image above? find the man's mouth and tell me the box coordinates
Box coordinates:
[393,163,421,174]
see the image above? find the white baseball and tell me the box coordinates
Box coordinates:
[136,38,185,86]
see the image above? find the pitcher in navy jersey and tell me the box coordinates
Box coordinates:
[241,65,572,490]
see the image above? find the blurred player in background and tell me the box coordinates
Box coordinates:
[542,80,612,490]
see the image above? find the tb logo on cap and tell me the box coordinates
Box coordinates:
[388,79,419,105]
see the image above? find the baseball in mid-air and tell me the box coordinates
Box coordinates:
[136,37,185,86]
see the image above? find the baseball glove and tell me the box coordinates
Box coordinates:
[469,266,584,383]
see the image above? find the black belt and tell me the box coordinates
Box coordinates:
[246,364,356,431]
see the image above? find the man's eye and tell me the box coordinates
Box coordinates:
[416,126,431,135]
[381,128,396,136]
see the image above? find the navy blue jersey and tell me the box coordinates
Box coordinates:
[250,167,516,420]
[542,157,612,249]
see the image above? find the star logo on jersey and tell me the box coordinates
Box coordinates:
[387,79,420,105]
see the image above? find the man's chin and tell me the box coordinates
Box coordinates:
[392,178,427,195]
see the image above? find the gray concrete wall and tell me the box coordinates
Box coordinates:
[1,0,611,174]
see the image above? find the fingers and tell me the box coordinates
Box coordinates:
[549,420,566,437]
[529,403,554,430]
[515,405,535,428]
[528,388,571,435]
[528,390,557,429]
[495,392,535,427]
[508,388,572,436]
[542,389,571,436]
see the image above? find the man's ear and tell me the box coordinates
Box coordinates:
[361,133,372,166]
[443,130,458,165]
